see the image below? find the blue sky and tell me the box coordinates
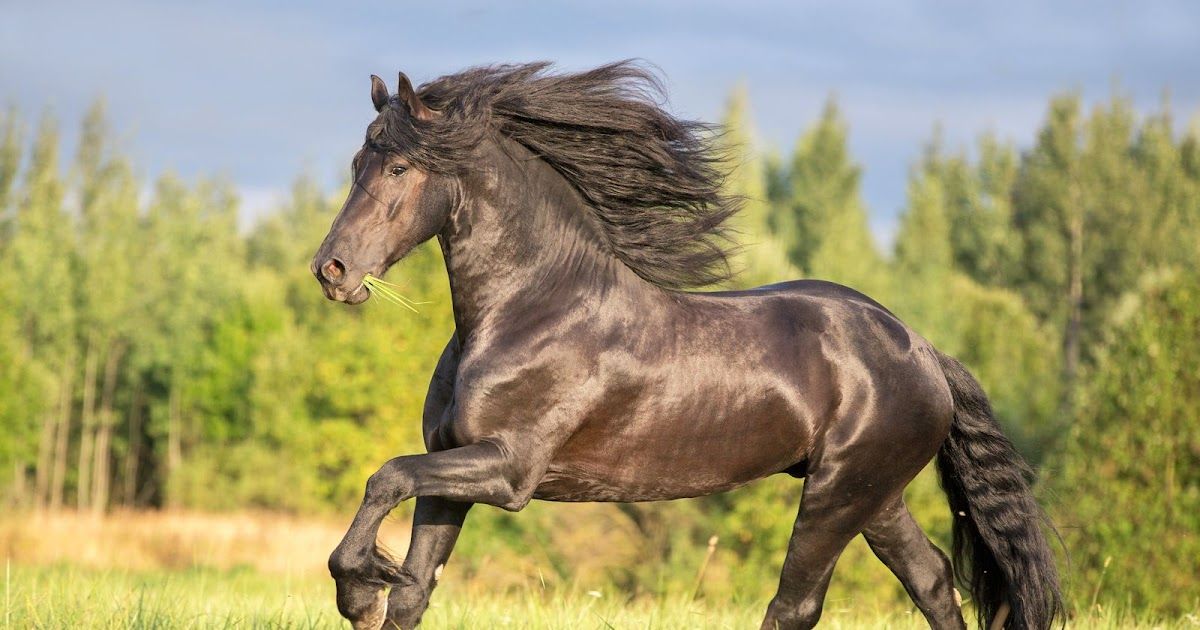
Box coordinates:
[3,1,1198,245]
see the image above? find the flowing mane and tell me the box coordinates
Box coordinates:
[366,61,739,289]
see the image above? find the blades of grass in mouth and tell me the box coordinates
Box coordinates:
[366,278,424,306]
[362,278,417,313]
[361,274,427,313]
[364,275,431,306]
[362,275,432,302]
[369,286,419,313]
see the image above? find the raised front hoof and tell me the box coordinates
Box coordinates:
[335,577,389,630]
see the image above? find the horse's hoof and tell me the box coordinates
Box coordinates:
[350,588,388,630]
[336,578,388,630]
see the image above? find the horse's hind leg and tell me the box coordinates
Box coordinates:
[759,472,897,630]
[863,498,965,629]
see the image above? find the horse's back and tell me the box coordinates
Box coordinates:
[708,278,920,353]
[720,278,896,317]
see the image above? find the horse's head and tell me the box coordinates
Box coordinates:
[312,73,457,304]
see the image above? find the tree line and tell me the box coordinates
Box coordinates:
[0,88,1196,614]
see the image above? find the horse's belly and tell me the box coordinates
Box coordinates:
[531,461,779,503]
[528,317,832,502]
[534,398,812,502]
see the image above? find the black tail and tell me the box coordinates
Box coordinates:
[934,352,1063,629]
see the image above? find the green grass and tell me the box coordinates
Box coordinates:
[3,563,1197,629]
[361,274,429,312]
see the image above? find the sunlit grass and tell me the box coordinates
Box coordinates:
[0,507,1192,629]
[362,274,430,313]
[4,563,1197,629]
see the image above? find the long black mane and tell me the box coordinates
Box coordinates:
[367,61,739,289]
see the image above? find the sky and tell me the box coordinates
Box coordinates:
[3,1,1198,245]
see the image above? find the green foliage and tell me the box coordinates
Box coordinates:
[1048,270,1200,616]
[1,85,1197,615]
[891,145,1062,458]
[0,301,47,496]
[957,134,1023,285]
[943,276,1061,459]
[772,98,884,295]
[718,85,797,288]
[0,106,22,214]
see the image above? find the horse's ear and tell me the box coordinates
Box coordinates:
[396,71,436,121]
[370,75,389,112]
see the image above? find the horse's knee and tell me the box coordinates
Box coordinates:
[365,459,413,505]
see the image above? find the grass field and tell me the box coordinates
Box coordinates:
[0,563,888,629]
[5,563,1199,629]
[2,512,1197,629]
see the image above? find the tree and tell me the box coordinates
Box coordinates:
[892,141,957,350]
[1130,104,1200,274]
[1011,94,1095,416]
[137,174,245,506]
[717,85,797,288]
[1048,269,1200,615]
[0,107,21,219]
[938,134,1023,286]
[775,97,883,294]
[895,135,1060,457]
[72,100,143,511]
[6,113,77,509]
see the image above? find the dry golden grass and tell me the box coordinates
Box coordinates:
[0,509,411,576]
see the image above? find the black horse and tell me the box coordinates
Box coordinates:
[311,62,1061,630]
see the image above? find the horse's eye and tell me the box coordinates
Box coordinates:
[389,165,407,177]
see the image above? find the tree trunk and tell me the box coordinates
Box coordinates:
[49,351,76,511]
[123,383,144,508]
[34,409,56,509]
[76,337,99,510]
[11,460,27,508]
[90,340,125,515]
[166,381,182,508]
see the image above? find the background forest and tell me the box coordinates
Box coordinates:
[1,85,1197,620]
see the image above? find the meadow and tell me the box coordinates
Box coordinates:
[2,511,1197,629]
[3,67,1199,627]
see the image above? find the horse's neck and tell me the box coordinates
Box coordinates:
[438,140,650,338]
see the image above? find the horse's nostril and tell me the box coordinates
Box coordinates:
[321,258,347,284]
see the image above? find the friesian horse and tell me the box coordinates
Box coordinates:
[311,62,1062,630]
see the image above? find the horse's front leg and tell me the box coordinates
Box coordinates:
[384,496,471,629]
[328,441,537,630]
